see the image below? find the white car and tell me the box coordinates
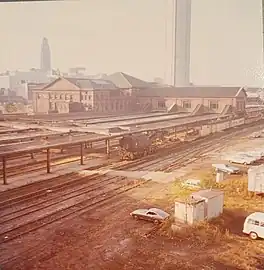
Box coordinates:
[130,208,170,224]
[212,164,240,174]
[228,153,257,165]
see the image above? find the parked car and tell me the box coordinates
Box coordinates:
[212,164,240,174]
[228,153,257,165]
[130,208,170,224]
[243,212,264,240]
[182,179,201,188]
[249,132,261,138]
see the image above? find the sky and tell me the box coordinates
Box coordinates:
[0,0,262,86]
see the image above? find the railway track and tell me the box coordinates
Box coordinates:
[0,175,146,244]
[129,122,264,172]
[0,120,263,267]
[0,174,121,223]
[1,120,262,204]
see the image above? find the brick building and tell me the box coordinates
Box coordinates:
[32,76,134,114]
[32,72,247,116]
[106,72,166,112]
[138,86,247,115]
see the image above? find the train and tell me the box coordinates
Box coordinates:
[118,134,155,160]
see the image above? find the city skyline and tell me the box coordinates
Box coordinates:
[0,0,262,86]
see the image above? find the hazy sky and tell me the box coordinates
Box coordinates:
[0,0,262,86]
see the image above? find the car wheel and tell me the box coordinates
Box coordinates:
[249,232,258,240]
[154,219,160,225]
[133,215,139,220]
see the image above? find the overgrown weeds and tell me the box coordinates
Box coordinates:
[159,171,264,269]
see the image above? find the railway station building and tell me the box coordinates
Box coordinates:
[32,72,247,116]
[138,86,247,115]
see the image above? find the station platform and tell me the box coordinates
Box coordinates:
[0,157,112,192]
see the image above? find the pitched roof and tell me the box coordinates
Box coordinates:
[107,72,150,89]
[65,77,117,90]
[192,189,224,199]
[138,86,246,98]
[27,82,49,90]
[41,77,117,91]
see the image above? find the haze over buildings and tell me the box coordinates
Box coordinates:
[0,0,262,86]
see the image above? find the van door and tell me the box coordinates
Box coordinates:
[259,221,264,238]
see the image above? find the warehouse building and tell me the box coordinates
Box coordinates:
[32,72,247,116]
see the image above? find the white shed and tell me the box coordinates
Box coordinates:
[191,189,224,220]
[174,198,206,225]
[248,165,264,193]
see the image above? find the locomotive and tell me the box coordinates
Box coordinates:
[118,134,155,160]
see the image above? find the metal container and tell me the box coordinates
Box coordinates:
[248,165,264,193]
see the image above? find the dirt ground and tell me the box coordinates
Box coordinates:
[2,130,264,270]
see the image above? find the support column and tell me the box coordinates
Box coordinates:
[80,143,84,165]
[47,148,51,173]
[105,139,110,158]
[2,157,7,185]
[174,127,177,138]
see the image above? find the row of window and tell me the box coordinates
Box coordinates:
[247,219,264,227]
[49,100,130,112]
[50,102,68,111]
[38,93,74,100]
[182,101,219,110]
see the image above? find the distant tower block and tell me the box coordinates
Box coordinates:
[40,37,51,72]
[173,0,192,86]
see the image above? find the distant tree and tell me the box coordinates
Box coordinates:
[5,103,17,113]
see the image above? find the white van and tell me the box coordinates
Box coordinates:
[243,212,264,240]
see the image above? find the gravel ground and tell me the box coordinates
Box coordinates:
[1,123,264,270]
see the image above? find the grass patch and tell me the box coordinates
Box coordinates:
[156,170,264,269]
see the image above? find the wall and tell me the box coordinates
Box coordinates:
[0,75,10,89]
[13,82,28,99]
[207,196,224,219]
[32,91,49,113]
[9,71,51,90]
[248,165,264,193]
[192,194,224,220]
[174,200,205,225]
[164,97,246,115]
[165,97,234,114]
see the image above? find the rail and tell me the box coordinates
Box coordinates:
[0,113,262,185]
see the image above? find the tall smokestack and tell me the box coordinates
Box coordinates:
[172,0,192,86]
[262,0,264,67]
